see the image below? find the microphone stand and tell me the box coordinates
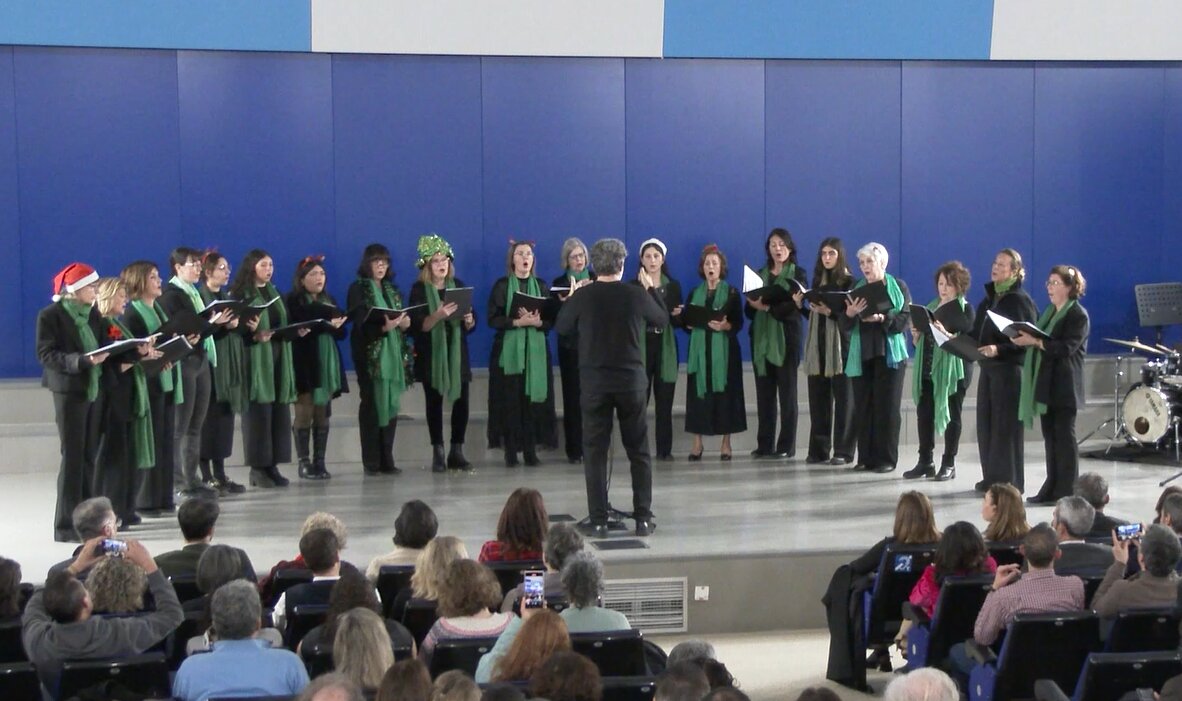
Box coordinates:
[578,441,634,534]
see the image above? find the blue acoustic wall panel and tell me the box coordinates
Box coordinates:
[900,62,1034,297]
[0,48,22,376]
[14,47,181,376]
[178,51,334,281]
[765,61,901,281]
[1165,67,1182,282]
[1032,64,1164,344]
[331,54,484,358]
[481,58,627,283]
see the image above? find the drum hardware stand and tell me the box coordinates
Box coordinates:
[1158,417,1182,487]
[1078,355,1136,452]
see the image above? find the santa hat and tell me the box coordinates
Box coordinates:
[51,262,99,302]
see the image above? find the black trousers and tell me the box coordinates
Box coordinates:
[52,392,99,540]
[582,389,653,524]
[807,373,856,461]
[242,401,292,468]
[754,359,799,455]
[137,392,174,512]
[423,382,470,446]
[357,377,398,471]
[850,357,904,469]
[643,334,676,458]
[173,355,211,490]
[915,378,968,463]
[558,345,583,460]
[977,365,1025,491]
[93,394,142,524]
[1038,407,1078,500]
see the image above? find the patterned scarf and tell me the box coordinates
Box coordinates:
[200,286,247,414]
[686,281,731,398]
[361,278,406,425]
[107,318,155,468]
[804,271,844,378]
[306,292,342,407]
[169,276,216,366]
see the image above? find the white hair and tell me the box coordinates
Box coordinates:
[884,668,959,701]
[856,242,889,270]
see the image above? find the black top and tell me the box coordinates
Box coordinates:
[743,264,809,357]
[346,278,405,369]
[554,281,667,394]
[283,580,336,611]
[971,280,1039,369]
[631,276,683,330]
[917,299,976,379]
[1033,302,1089,409]
[552,272,595,351]
[836,278,912,361]
[36,302,108,396]
[286,290,349,397]
[487,276,555,335]
[158,284,217,361]
[408,279,476,384]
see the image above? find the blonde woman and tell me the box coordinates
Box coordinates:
[982,483,1030,544]
[389,535,468,621]
[333,607,395,693]
[87,555,148,614]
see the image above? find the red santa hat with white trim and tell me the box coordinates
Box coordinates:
[51,262,99,302]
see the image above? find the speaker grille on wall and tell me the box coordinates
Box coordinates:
[603,577,688,633]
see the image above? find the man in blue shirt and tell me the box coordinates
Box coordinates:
[173,579,309,701]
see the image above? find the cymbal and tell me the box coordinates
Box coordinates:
[1104,337,1167,355]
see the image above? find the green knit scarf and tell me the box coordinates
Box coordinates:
[245,283,296,405]
[751,263,795,376]
[200,287,247,414]
[108,318,155,468]
[1018,300,1077,428]
[306,293,342,407]
[845,274,909,378]
[362,278,406,425]
[686,281,731,398]
[500,276,549,403]
[62,300,99,402]
[911,297,967,435]
[130,299,183,404]
[993,276,1018,297]
[637,274,679,384]
[424,281,463,403]
[169,276,216,366]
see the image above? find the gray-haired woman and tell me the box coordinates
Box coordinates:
[552,237,595,464]
[559,552,629,632]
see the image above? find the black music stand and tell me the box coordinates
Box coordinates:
[1136,282,1182,347]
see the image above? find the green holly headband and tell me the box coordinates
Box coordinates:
[416,234,454,268]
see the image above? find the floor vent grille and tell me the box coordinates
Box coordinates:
[603,577,688,633]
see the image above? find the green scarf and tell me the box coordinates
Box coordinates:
[993,276,1018,297]
[245,283,296,405]
[362,278,406,425]
[201,287,247,414]
[637,274,679,384]
[169,276,216,366]
[686,281,731,398]
[1018,300,1077,428]
[567,268,591,283]
[307,293,342,407]
[62,300,100,402]
[499,276,549,403]
[424,281,463,403]
[751,263,794,376]
[845,274,909,378]
[108,318,155,469]
[911,297,967,435]
[131,299,183,404]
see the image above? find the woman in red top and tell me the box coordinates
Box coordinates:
[909,520,997,618]
[479,488,547,562]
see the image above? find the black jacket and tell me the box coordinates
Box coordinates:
[1034,302,1089,410]
[972,280,1039,369]
[744,265,809,360]
[286,290,349,398]
[158,284,217,361]
[36,301,108,396]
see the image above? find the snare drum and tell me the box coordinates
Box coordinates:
[1142,359,1168,386]
[1123,383,1182,444]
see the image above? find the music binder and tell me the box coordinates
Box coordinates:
[157,310,207,339]
[987,310,1050,341]
[269,319,324,341]
[508,291,548,318]
[442,287,474,317]
[85,336,156,358]
[741,265,793,305]
[351,303,426,325]
[681,304,727,328]
[140,336,193,377]
[850,281,893,316]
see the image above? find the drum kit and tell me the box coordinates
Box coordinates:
[1085,337,1182,462]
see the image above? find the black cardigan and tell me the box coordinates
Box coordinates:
[971,280,1039,369]
[286,290,349,398]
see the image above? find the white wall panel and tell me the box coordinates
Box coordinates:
[992,0,1182,60]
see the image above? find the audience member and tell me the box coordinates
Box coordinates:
[154,496,257,581]
[667,639,716,668]
[0,556,22,621]
[481,609,570,682]
[794,688,841,701]
[899,521,996,652]
[261,511,349,605]
[655,661,711,701]
[559,551,630,631]
[298,672,366,701]
[1092,523,1181,627]
[849,491,941,576]
[186,545,283,654]
[47,497,119,578]
[479,488,548,563]
[300,563,413,655]
[501,522,583,612]
[274,527,343,630]
[432,670,481,701]
[86,553,147,614]
[390,535,468,621]
[22,537,183,693]
[1051,496,1114,574]
[481,683,527,701]
[173,579,309,701]
[377,658,432,701]
[982,483,1030,543]
[1160,493,1182,536]
[702,688,750,701]
[1153,486,1182,525]
[883,667,959,701]
[333,607,395,693]
[419,559,511,665]
[698,658,737,689]
[368,499,439,581]
[530,650,602,701]
[1074,473,1129,539]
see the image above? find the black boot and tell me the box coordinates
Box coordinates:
[431,444,447,473]
[902,456,935,480]
[447,443,472,470]
[294,427,314,479]
[212,459,246,494]
[266,464,290,487]
[379,419,402,474]
[313,427,332,479]
[249,468,276,488]
[934,455,956,482]
[523,438,541,467]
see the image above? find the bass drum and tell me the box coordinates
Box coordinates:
[1123,383,1182,444]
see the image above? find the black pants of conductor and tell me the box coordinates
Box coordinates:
[583,389,653,525]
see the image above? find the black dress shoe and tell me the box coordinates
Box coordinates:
[577,522,609,539]
[688,452,703,462]
[902,462,935,480]
[567,456,583,464]
[124,513,142,526]
[852,463,868,471]
[505,452,519,467]
[974,480,991,493]
[805,455,827,464]
[870,464,897,474]
[933,465,956,481]
[635,519,657,537]
[524,452,541,467]
[750,449,772,459]
[655,453,675,462]
[720,452,732,461]
[831,455,854,465]
[772,450,794,459]
[1026,494,1053,505]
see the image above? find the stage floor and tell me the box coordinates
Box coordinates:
[3,437,1178,583]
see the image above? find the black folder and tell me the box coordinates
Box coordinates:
[302,301,347,322]
[85,336,155,358]
[351,303,426,325]
[508,291,548,318]
[140,336,193,377]
[442,287,474,317]
[270,319,324,341]
[849,281,893,316]
[681,304,727,328]
[987,310,1051,340]
[157,310,207,339]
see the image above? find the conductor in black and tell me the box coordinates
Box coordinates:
[556,238,668,538]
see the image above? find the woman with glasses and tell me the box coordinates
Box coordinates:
[197,252,246,494]
[551,238,594,464]
[804,238,856,465]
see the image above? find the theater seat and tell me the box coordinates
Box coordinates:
[601,675,658,701]
[0,661,39,699]
[967,611,1101,701]
[571,629,647,677]
[58,651,170,701]
[485,561,546,598]
[375,565,414,619]
[905,574,992,669]
[1104,607,1181,653]
[284,603,330,651]
[429,636,500,678]
[0,618,26,663]
[401,599,439,647]
[863,543,937,654]
[1033,651,1182,701]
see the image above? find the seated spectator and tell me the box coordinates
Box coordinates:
[947,524,1084,681]
[377,658,432,701]
[794,689,841,701]
[390,535,468,621]
[368,500,439,581]
[481,684,526,701]
[87,553,147,614]
[433,670,481,701]
[1075,473,1129,539]
[1092,523,1181,628]
[501,522,583,612]
[1159,493,1182,536]
[1052,496,1114,574]
[667,639,715,668]
[333,607,395,693]
[22,537,183,694]
[0,557,24,622]
[261,511,349,605]
[883,668,959,701]
[298,672,365,701]
[186,545,283,655]
[274,527,342,631]
[703,689,749,701]
[300,563,413,656]
[899,521,996,651]
[479,488,547,563]
[477,609,571,682]
[982,483,1030,544]
[530,650,602,701]
[1153,486,1182,524]
[419,560,511,665]
[173,579,309,701]
[698,658,737,690]
[655,661,710,701]
[47,497,119,578]
[154,496,257,581]
[558,551,630,632]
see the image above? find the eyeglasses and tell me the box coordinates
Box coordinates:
[1046,279,1065,287]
